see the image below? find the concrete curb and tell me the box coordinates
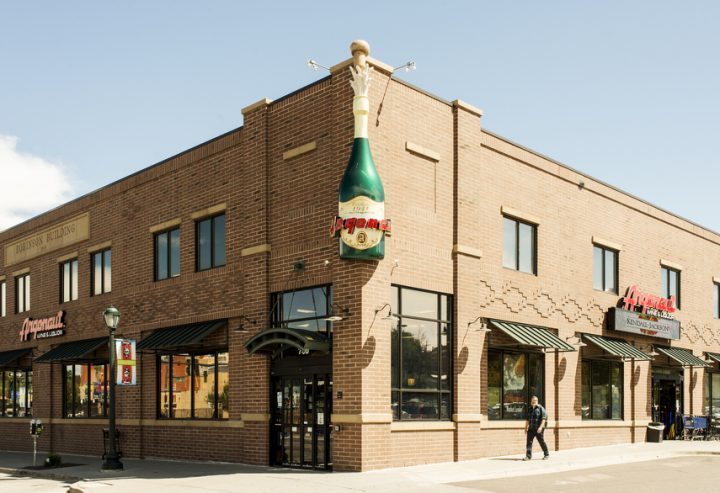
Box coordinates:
[0,465,83,483]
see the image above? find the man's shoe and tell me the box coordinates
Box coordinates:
[523,457,531,461]
[543,455,550,460]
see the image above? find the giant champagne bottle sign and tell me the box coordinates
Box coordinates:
[330,40,391,260]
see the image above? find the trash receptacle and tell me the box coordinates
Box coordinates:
[647,422,664,443]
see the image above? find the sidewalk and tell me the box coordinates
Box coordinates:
[1,440,718,493]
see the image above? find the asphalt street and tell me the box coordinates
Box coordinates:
[451,456,720,492]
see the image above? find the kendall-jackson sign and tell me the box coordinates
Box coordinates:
[4,213,90,267]
[19,311,66,342]
[609,285,680,340]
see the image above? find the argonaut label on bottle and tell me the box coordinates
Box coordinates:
[331,196,390,250]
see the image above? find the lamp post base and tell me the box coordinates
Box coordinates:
[101,456,124,470]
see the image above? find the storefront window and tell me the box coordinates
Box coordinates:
[157,351,228,419]
[488,349,544,420]
[63,363,107,418]
[705,372,720,416]
[582,360,623,420]
[271,286,331,335]
[1,369,32,417]
[390,285,452,421]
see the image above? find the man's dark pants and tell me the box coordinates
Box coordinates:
[526,427,549,459]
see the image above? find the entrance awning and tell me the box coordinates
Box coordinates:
[137,319,226,351]
[35,337,107,363]
[582,334,652,361]
[488,319,576,352]
[0,348,32,366]
[706,352,720,364]
[244,327,330,356]
[655,346,709,367]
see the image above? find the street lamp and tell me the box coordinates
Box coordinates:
[102,306,123,470]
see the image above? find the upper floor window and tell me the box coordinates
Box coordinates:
[155,228,181,281]
[63,363,107,418]
[503,217,536,274]
[60,259,79,303]
[661,266,680,309]
[1,281,5,317]
[714,282,720,319]
[391,285,452,421]
[91,249,112,295]
[196,214,225,271]
[158,351,229,419]
[593,245,618,294]
[1,369,32,417]
[15,274,30,313]
[271,286,331,335]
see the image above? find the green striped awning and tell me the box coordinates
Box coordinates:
[488,320,576,352]
[35,337,107,363]
[582,334,652,361]
[655,347,709,367]
[0,348,32,366]
[705,352,720,364]
[137,319,226,350]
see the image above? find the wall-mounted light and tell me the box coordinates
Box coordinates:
[324,304,350,322]
[293,260,306,273]
[235,315,257,333]
[467,316,491,332]
[393,61,416,73]
[566,334,587,347]
[307,59,331,72]
[375,303,397,320]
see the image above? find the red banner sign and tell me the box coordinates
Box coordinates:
[19,311,66,341]
[329,216,392,237]
[621,285,676,316]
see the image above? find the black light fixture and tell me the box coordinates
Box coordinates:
[374,303,397,320]
[324,304,350,322]
[235,315,257,333]
[566,334,587,347]
[467,316,491,333]
[101,306,123,470]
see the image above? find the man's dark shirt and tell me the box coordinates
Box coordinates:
[527,404,548,430]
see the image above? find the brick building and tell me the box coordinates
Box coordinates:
[1,42,719,471]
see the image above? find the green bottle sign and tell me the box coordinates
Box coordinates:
[330,40,391,260]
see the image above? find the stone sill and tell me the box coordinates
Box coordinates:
[390,421,456,432]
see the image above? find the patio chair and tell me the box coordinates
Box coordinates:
[692,416,708,440]
[681,415,695,440]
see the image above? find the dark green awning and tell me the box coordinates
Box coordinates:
[655,347,709,367]
[35,337,107,363]
[137,320,226,351]
[583,334,652,361]
[488,320,576,352]
[706,352,720,364]
[0,348,32,366]
[245,327,329,356]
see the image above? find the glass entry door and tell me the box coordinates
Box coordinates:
[271,374,331,469]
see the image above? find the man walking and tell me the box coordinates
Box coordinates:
[524,395,550,461]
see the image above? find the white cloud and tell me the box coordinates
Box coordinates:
[0,135,73,231]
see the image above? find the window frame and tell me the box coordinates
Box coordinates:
[15,273,30,314]
[592,244,619,294]
[195,214,226,272]
[154,227,181,281]
[713,282,720,320]
[1,281,5,317]
[502,216,537,275]
[661,266,681,310]
[705,371,720,416]
[270,285,332,336]
[90,249,112,296]
[156,349,228,420]
[390,285,453,422]
[60,258,79,303]
[1,369,32,417]
[62,362,108,419]
[487,348,545,421]
[581,358,624,420]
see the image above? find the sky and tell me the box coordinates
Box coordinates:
[1,1,719,232]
